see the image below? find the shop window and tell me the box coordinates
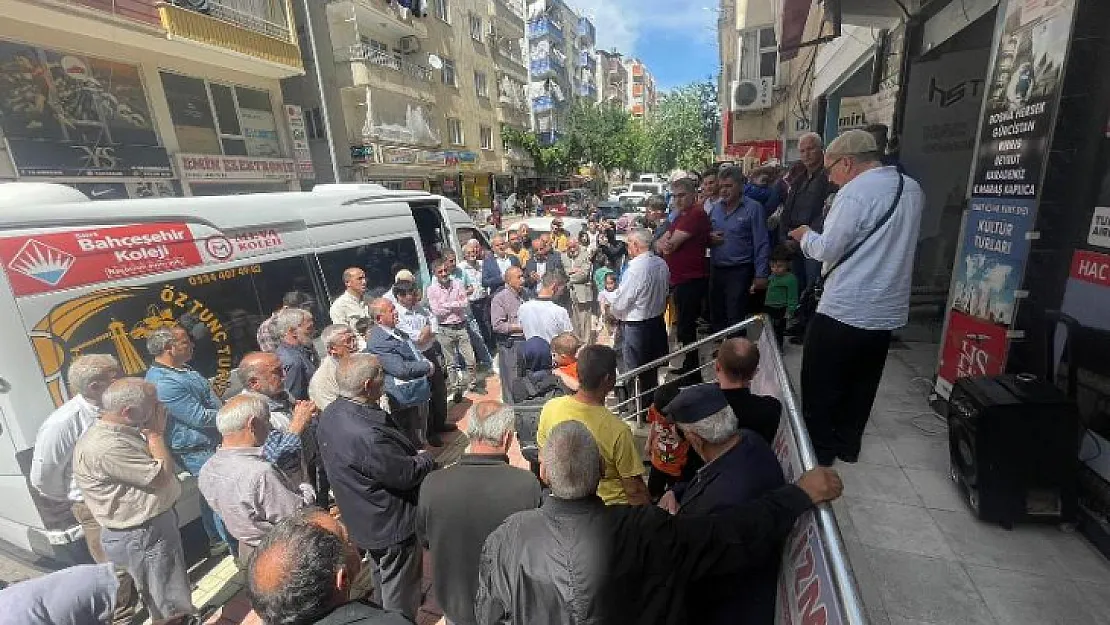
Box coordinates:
[316,237,422,299]
[435,0,450,23]
[475,71,489,99]
[448,118,464,146]
[479,125,493,150]
[738,26,777,83]
[442,59,457,87]
[160,71,281,158]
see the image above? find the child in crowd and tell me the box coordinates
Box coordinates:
[763,245,798,348]
[595,271,620,347]
[550,332,580,392]
[645,383,702,500]
[353,317,370,352]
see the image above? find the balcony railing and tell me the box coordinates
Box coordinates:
[529,55,565,79]
[527,17,564,43]
[576,17,595,45]
[532,95,555,113]
[577,51,596,71]
[349,43,433,82]
[576,83,597,99]
[158,0,302,70]
[495,0,525,21]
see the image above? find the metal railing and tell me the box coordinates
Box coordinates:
[206,0,292,41]
[610,315,869,625]
[348,44,433,82]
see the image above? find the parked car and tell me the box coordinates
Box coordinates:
[541,191,570,217]
[628,181,666,196]
[618,193,650,211]
[596,200,624,221]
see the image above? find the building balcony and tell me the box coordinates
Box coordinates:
[537,130,559,146]
[349,43,433,83]
[157,0,302,71]
[577,51,596,71]
[532,95,558,113]
[337,0,429,41]
[529,55,566,80]
[492,0,525,27]
[576,83,596,99]
[576,17,595,46]
[527,17,564,43]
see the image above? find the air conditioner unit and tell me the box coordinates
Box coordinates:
[731,78,773,111]
[399,36,420,55]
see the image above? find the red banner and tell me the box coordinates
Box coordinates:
[725,139,782,164]
[0,223,204,296]
[1070,249,1110,287]
[937,310,1009,394]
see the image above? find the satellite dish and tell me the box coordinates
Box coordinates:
[428,54,443,70]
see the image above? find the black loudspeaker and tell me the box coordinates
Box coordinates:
[948,374,1079,528]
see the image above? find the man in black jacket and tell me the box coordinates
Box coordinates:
[317,353,436,621]
[779,132,837,293]
[476,421,843,625]
[418,401,542,625]
[715,337,782,444]
[247,508,410,625]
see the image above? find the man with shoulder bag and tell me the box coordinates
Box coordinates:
[789,130,924,466]
[364,298,436,448]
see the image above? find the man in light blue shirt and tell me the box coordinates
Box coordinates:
[708,166,770,332]
[788,129,924,466]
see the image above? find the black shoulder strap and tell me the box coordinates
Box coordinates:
[819,173,905,282]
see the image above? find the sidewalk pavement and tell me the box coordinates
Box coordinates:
[201,375,513,625]
[783,340,1110,625]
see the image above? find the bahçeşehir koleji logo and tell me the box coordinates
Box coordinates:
[8,238,76,286]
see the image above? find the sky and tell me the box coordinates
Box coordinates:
[568,0,720,92]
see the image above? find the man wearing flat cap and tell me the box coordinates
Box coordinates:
[657,382,786,625]
[788,129,924,467]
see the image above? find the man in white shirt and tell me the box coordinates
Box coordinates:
[789,129,924,466]
[609,228,671,418]
[518,270,574,343]
[29,354,136,624]
[329,267,370,329]
[393,280,455,441]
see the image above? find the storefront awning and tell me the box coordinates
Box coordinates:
[780,0,814,61]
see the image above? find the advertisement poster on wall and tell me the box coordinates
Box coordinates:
[240,107,281,159]
[0,39,172,178]
[283,104,314,180]
[935,0,1077,397]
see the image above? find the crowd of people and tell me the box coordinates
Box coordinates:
[2,126,928,625]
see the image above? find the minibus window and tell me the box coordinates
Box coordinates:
[316,238,422,299]
[456,227,489,251]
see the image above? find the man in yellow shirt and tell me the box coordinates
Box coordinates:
[537,345,649,505]
[550,219,570,253]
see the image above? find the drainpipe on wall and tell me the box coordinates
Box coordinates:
[302,0,342,183]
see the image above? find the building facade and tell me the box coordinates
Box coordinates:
[0,0,308,198]
[525,0,595,143]
[287,0,532,209]
[624,57,656,119]
[596,49,629,111]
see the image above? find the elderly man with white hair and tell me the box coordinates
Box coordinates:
[274,307,319,401]
[477,420,844,625]
[608,227,670,417]
[658,383,786,625]
[30,354,136,624]
[199,394,307,565]
[309,323,359,410]
[73,378,192,620]
[418,401,541,625]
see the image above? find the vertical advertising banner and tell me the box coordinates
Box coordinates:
[936,0,1077,397]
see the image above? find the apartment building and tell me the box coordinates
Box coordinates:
[624,57,657,119]
[288,0,532,209]
[0,0,308,197]
[597,49,629,110]
[525,0,596,143]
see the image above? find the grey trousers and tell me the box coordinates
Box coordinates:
[100,509,193,621]
[436,324,475,393]
[72,501,137,625]
[571,300,595,343]
[369,537,422,621]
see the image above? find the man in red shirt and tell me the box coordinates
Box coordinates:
[657,176,711,379]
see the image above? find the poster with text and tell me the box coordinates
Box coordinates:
[950,197,1035,326]
[971,0,1076,199]
[937,310,1010,397]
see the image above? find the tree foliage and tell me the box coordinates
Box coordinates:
[641,79,718,173]
[501,78,717,178]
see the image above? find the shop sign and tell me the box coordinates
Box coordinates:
[724,140,782,165]
[936,310,1010,397]
[351,145,379,164]
[283,105,314,180]
[936,0,1077,397]
[177,154,296,181]
[7,138,174,179]
[382,147,419,165]
[72,181,181,201]
[949,197,1035,327]
[419,150,446,165]
[0,223,204,297]
[1088,207,1110,249]
[1071,249,1110,288]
